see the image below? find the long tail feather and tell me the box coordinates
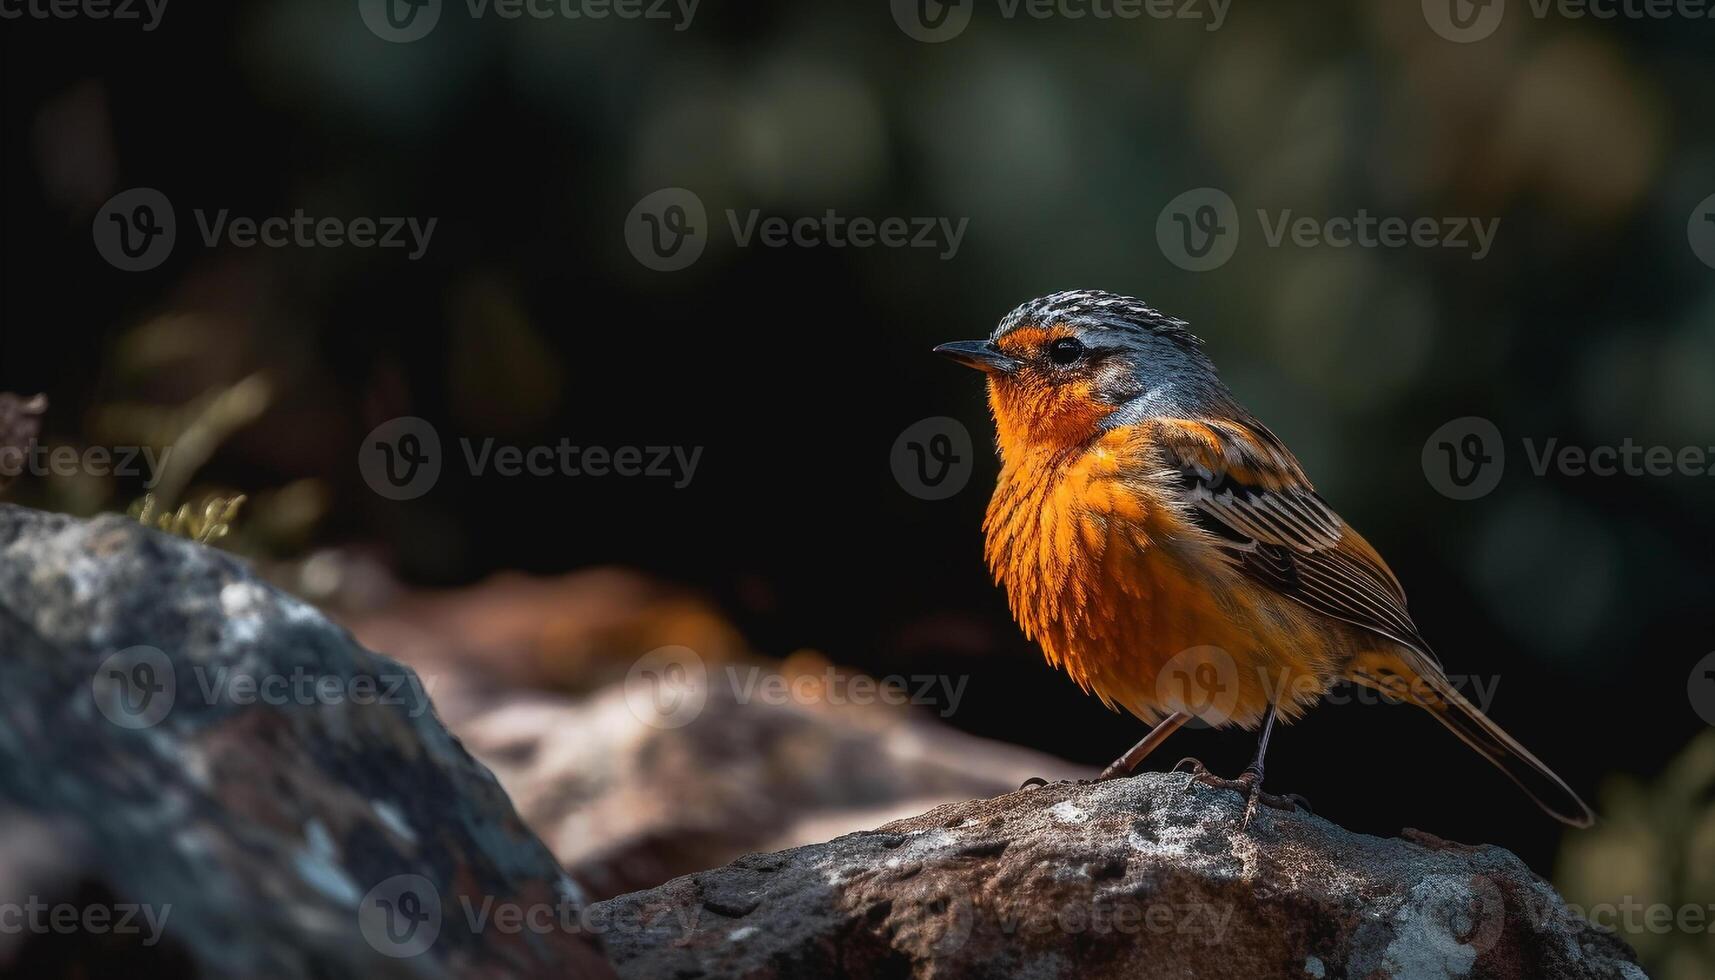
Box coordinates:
[1349,650,1594,828]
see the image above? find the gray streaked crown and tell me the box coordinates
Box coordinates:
[993,289,1202,347]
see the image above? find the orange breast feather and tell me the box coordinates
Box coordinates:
[983,426,1319,729]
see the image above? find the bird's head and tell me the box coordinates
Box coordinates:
[935,290,1217,456]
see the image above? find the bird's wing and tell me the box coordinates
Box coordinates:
[1143,415,1437,662]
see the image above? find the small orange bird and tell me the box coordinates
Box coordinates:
[936,289,1592,827]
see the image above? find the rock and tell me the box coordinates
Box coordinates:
[447,676,1084,901]
[592,773,1644,980]
[0,505,613,979]
[335,569,1083,902]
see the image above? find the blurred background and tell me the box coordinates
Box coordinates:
[4,1,1714,975]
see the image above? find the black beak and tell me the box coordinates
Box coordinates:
[933,340,1020,374]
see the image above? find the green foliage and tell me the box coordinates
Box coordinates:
[128,493,248,545]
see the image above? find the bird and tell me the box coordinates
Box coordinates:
[934,289,1593,828]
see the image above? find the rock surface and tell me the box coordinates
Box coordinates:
[593,773,1644,980]
[0,506,612,979]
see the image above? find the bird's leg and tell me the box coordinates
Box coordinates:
[1235,698,1280,828]
[1022,712,1192,790]
[1095,712,1191,781]
[1174,702,1307,827]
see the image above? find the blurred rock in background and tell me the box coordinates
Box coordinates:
[335,566,1082,900]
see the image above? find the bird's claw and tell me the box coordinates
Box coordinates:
[1171,757,1306,827]
[1020,776,1093,791]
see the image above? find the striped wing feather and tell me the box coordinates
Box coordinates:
[1145,416,1437,663]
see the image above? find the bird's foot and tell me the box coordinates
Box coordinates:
[1019,776,1092,791]
[1170,757,1308,828]
[1094,760,1138,782]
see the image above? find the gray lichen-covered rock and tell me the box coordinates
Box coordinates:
[0,506,613,979]
[592,773,1644,980]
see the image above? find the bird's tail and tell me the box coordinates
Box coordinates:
[1348,649,1595,828]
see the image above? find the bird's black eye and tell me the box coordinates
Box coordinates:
[1047,337,1085,366]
